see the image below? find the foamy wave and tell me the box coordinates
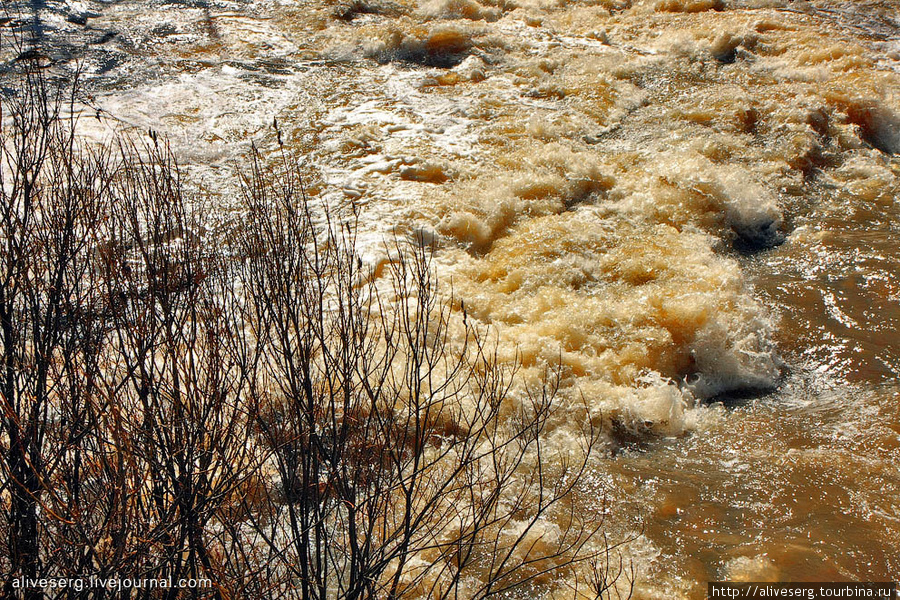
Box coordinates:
[656,154,784,248]
[688,308,781,398]
[417,0,502,22]
[437,208,780,440]
[359,21,485,67]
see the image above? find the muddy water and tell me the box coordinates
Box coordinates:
[7,0,899,595]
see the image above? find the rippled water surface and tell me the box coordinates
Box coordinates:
[6,0,899,595]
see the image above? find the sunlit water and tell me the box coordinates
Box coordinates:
[5,0,899,595]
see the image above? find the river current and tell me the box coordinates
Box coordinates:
[5,0,898,596]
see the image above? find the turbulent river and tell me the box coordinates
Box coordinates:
[6,0,899,595]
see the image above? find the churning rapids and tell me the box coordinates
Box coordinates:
[4,0,898,595]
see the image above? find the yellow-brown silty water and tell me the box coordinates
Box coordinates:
[12,0,899,595]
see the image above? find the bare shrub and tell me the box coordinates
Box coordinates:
[226,145,614,599]
[95,134,261,596]
[0,66,259,599]
[0,65,117,598]
[0,67,633,600]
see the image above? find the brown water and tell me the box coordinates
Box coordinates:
[7,0,899,595]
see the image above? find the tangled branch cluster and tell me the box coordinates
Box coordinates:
[0,69,632,600]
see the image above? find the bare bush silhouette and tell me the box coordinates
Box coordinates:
[224,145,613,600]
[0,66,116,600]
[0,67,634,600]
[95,135,260,598]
